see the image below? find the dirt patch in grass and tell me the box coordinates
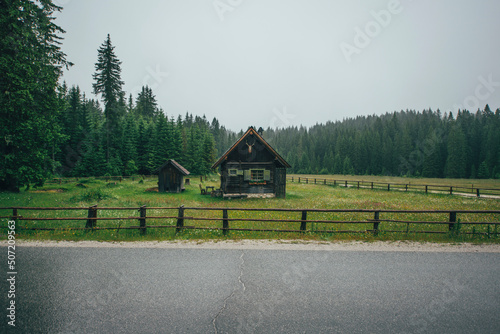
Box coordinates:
[145,187,159,192]
[31,188,66,193]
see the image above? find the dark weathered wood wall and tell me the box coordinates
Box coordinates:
[219,134,287,196]
[158,166,183,193]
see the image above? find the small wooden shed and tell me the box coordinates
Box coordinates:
[157,159,190,193]
[211,127,290,198]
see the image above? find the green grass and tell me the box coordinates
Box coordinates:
[0,174,499,243]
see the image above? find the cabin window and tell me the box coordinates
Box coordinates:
[244,169,271,181]
[251,169,264,181]
[228,169,243,176]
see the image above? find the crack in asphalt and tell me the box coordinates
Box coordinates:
[213,251,245,334]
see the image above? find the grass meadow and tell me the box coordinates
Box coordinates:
[1,174,499,243]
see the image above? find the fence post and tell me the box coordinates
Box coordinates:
[139,205,147,235]
[449,211,456,231]
[223,209,229,235]
[345,181,348,188]
[298,177,301,183]
[405,184,408,192]
[387,184,390,191]
[373,211,380,236]
[334,180,336,186]
[371,182,374,189]
[324,179,326,185]
[300,210,307,231]
[292,176,294,182]
[357,181,360,189]
[11,208,18,225]
[85,205,97,229]
[449,187,453,195]
[314,178,316,184]
[176,205,185,233]
[306,178,308,184]
[476,188,480,197]
[425,185,428,193]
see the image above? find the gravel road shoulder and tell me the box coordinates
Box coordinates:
[3,239,500,252]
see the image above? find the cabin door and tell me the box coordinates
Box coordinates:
[169,171,176,191]
[275,168,286,198]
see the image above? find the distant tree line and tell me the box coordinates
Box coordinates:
[264,107,500,179]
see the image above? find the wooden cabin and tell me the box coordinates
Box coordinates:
[157,159,190,193]
[211,127,291,198]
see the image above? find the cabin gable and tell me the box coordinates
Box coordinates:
[212,127,290,198]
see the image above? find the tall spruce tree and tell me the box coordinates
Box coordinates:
[0,0,71,191]
[445,125,467,178]
[92,34,124,163]
[135,86,158,118]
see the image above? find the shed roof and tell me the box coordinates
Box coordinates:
[211,127,291,169]
[158,159,190,176]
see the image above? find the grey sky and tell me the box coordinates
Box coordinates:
[55,0,500,131]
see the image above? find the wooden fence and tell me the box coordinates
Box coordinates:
[288,176,500,197]
[1,206,499,237]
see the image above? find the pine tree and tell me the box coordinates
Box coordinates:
[333,154,343,175]
[135,86,158,118]
[422,150,441,178]
[477,161,490,179]
[445,125,467,178]
[186,126,202,174]
[342,156,354,175]
[201,132,216,175]
[154,114,170,168]
[169,117,182,162]
[323,151,334,174]
[92,34,124,163]
[0,0,71,190]
[122,114,138,166]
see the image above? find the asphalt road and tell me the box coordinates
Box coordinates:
[1,246,499,333]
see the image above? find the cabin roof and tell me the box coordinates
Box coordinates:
[158,159,190,176]
[211,127,291,169]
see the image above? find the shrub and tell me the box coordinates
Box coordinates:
[71,188,113,202]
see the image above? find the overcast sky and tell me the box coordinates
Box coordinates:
[54,0,500,132]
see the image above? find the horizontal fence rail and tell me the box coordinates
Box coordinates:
[1,206,499,237]
[288,176,500,198]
